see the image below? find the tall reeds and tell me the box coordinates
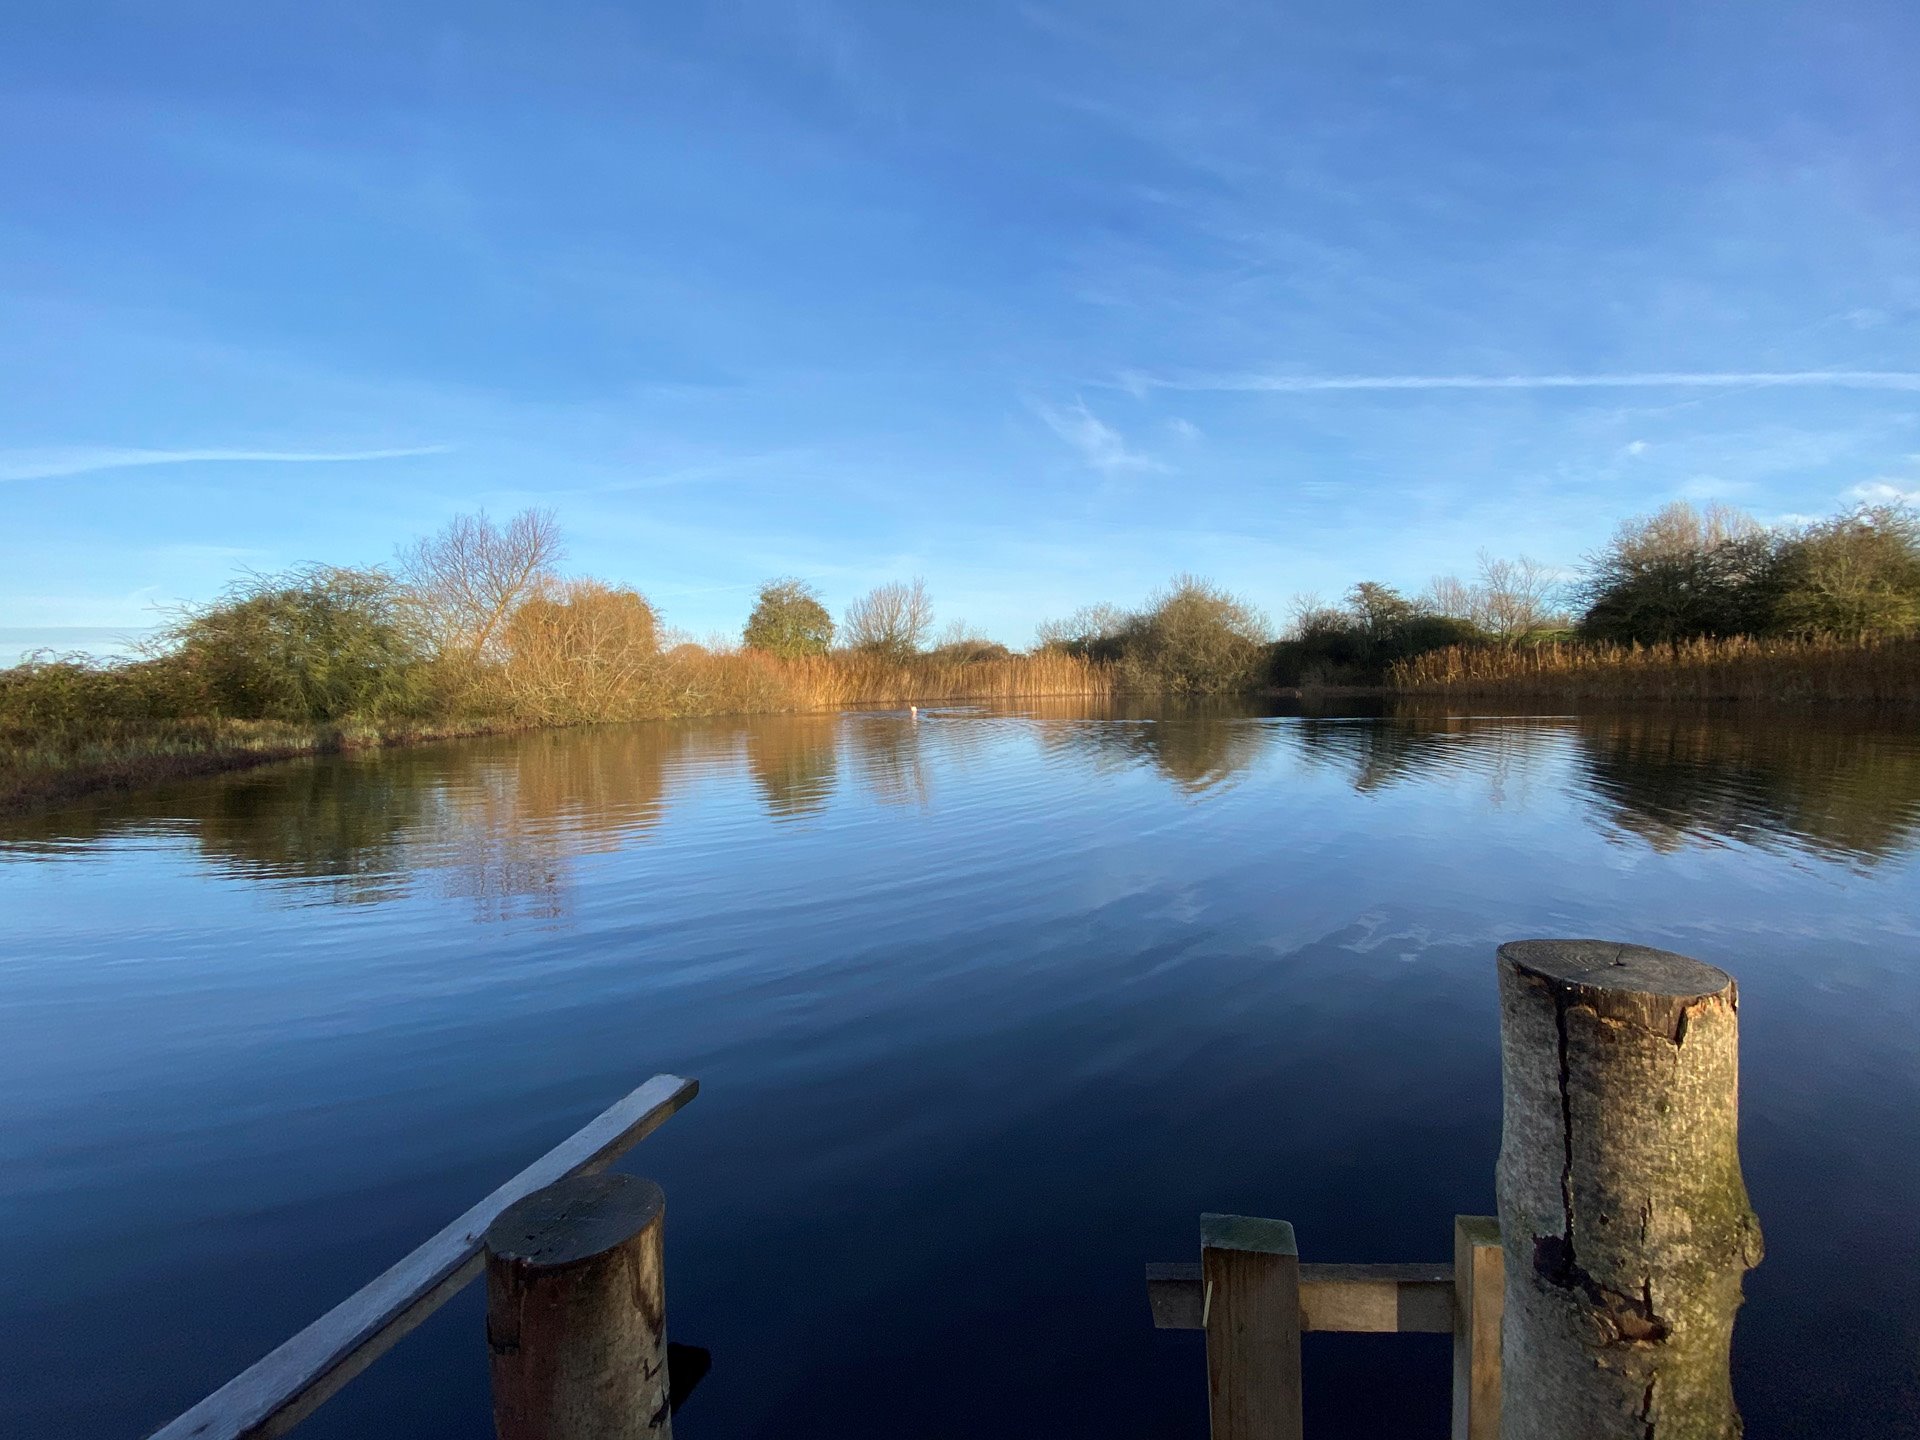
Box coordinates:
[691,648,1115,711]
[1391,635,1920,704]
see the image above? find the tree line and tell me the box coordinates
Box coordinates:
[7,496,1919,732]
[1269,498,1920,686]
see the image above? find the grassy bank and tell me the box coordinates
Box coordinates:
[0,649,1114,817]
[1391,634,1920,704]
[0,717,531,818]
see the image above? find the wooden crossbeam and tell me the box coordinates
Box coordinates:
[149,1074,698,1440]
[1146,1260,1454,1333]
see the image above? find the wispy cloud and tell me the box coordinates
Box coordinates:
[0,444,451,482]
[1033,399,1165,474]
[1119,370,1920,396]
[1848,479,1920,504]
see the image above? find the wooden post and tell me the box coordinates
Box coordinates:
[1495,940,1763,1440]
[485,1173,672,1440]
[1200,1213,1303,1440]
[1450,1215,1502,1440]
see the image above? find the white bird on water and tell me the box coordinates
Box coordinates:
[908,704,920,720]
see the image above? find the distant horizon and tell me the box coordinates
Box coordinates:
[5,1,1918,650]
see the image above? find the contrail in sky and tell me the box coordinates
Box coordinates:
[1123,370,1920,395]
[0,444,452,482]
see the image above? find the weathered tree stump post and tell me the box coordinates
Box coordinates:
[1495,940,1763,1440]
[484,1172,672,1440]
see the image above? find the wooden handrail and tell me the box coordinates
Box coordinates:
[149,1074,698,1440]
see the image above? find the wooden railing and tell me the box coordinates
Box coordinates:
[1144,938,1763,1439]
[146,936,1761,1439]
[148,1074,697,1440]
[1145,1214,1503,1440]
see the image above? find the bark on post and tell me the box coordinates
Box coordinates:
[485,1172,671,1440]
[1495,940,1762,1440]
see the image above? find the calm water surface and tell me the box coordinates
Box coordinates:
[2,701,1918,1438]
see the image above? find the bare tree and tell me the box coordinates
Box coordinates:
[843,579,933,657]
[1286,590,1348,640]
[1036,602,1128,657]
[398,508,564,662]
[1424,574,1483,626]
[1477,549,1558,643]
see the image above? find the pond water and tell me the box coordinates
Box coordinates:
[2,701,1917,1438]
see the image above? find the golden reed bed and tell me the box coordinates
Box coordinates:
[1392,635,1920,704]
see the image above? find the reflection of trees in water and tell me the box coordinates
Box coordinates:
[844,716,931,808]
[1032,700,1272,794]
[1373,702,1920,865]
[419,728,674,922]
[1275,702,1920,864]
[14,703,1916,921]
[190,761,423,905]
[1566,709,1920,863]
[8,728,680,918]
[5,755,428,905]
[1289,713,1563,800]
[741,715,839,819]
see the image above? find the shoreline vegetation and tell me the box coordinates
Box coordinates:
[1391,633,1920,704]
[6,498,1919,817]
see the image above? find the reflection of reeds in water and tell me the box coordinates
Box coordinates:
[1393,635,1920,703]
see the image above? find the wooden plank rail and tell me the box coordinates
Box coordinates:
[149,1074,698,1440]
[1147,1261,1454,1333]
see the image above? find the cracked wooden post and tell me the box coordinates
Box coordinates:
[1495,940,1763,1440]
[485,1172,671,1440]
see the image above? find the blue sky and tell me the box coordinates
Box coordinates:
[4,0,1919,657]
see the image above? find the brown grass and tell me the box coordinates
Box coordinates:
[1391,634,1920,703]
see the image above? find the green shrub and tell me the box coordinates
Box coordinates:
[168,566,430,722]
[743,577,835,658]
[1271,584,1483,684]
[1117,576,1270,695]
[1578,503,1781,643]
[1772,504,1920,638]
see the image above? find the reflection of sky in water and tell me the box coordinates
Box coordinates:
[1,702,1917,1439]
